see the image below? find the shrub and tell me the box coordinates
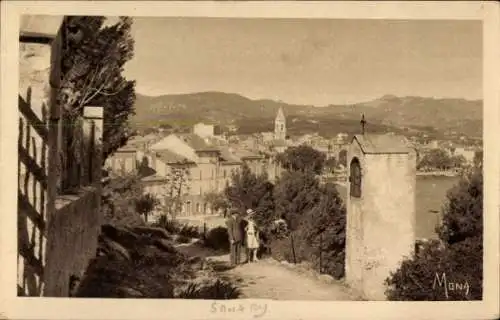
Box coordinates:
[385,167,483,300]
[302,183,346,279]
[176,235,191,244]
[204,227,230,251]
[177,279,240,299]
[268,232,310,264]
[179,224,201,238]
[156,215,181,234]
[385,236,482,300]
[273,170,322,231]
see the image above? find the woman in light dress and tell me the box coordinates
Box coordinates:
[245,209,260,262]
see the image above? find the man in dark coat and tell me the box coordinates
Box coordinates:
[226,209,244,266]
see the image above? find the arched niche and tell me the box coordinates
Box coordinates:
[349,157,362,198]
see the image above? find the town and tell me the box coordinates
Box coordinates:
[15,14,483,303]
[106,106,482,223]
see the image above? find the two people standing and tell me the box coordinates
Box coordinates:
[225,208,260,266]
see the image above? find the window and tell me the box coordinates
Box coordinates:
[349,157,362,198]
[223,170,227,178]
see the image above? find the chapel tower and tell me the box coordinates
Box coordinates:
[345,115,417,300]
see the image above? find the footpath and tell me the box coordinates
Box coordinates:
[175,241,361,301]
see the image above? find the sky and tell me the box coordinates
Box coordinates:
[123,17,482,106]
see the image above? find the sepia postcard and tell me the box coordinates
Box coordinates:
[1,1,499,320]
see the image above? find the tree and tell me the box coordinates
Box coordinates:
[101,174,146,227]
[385,166,483,300]
[159,163,191,219]
[273,170,322,231]
[59,16,136,161]
[473,150,483,167]
[324,157,337,173]
[224,164,276,229]
[418,148,453,170]
[450,154,467,169]
[204,191,229,215]
[135,193,159,223]
[275,144,326,175]
[437,167,482,245]
[338,149,347,167]
[301,183,346,279]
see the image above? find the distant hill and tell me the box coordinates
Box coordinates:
[131,91,482,138]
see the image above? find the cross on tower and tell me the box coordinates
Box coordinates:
[360,114,366,135]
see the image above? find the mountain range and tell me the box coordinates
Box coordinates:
[131,91,483,138]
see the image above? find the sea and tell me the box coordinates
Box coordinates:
[334,175,460,240]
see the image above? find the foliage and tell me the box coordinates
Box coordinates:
[160,164,191,219]
[273,170,322,231]
[385,237,482,300]
[300,183,346,279]
[76,225,189,298]
[179,224,201,238]
[154,216,201,238]
[224,164,276,231]
[155,215,181,234]
[338,149,347,167]
[473,150,483,167]
[134,193,159,223]
[269,237,297,263]
[275,144,326,175]
[324,157,337,172]
[177,279,240,299]
[385,167,483,300]
[204,191,230,213]
[176,235,191,244]
[101,174,146,227]
[204,227,230,251]
[418,148,467,171]
[437,166,483,245]
[60,16,136,159]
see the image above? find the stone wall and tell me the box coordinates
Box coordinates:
[18,15,104,297]
[43,187,101,297]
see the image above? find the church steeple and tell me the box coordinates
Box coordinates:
[274,107,286,140]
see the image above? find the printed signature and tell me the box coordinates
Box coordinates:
[433,272,470,299]
[211,302,268,318]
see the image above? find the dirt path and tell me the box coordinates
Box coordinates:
[175,242,360,301]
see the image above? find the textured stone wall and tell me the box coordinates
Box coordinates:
[43,187,101,297]
[346,140,416,300]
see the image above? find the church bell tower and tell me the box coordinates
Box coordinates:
[274,107,286,141]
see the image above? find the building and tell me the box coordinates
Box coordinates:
[193,122,215,139]
[137,128,268,217]
[452,146,477,164]
[274,106,287,141]
[104,146,138,175]
[346,133,417,300]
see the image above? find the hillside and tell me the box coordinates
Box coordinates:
[131,91,482,138]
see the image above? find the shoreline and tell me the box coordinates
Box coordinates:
[416,171,458,177]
